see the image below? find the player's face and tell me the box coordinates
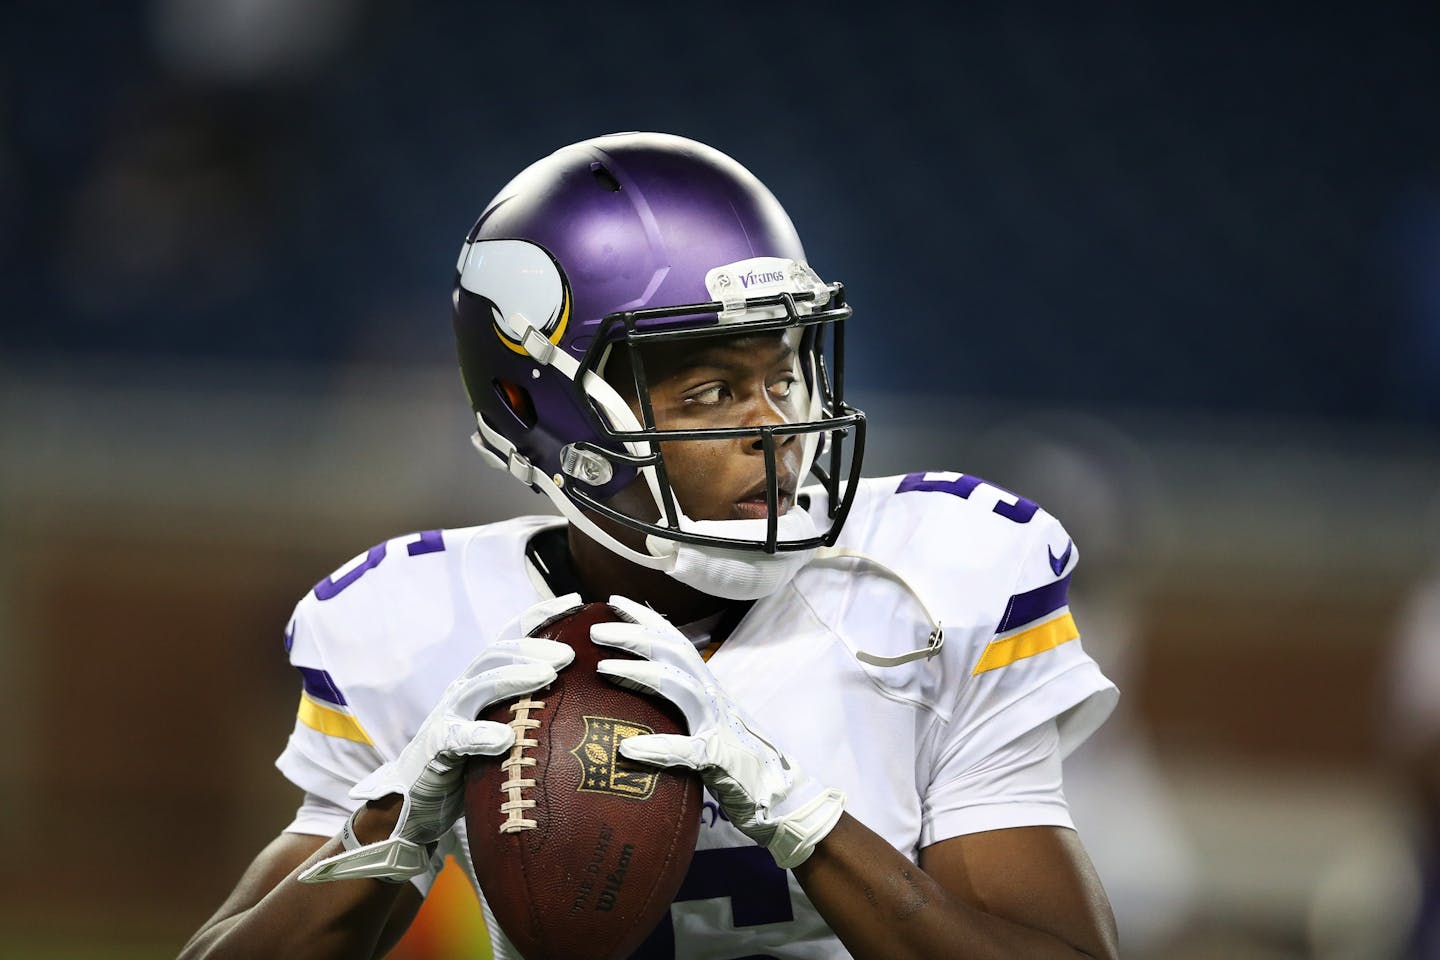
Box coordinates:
[611,333,807,522]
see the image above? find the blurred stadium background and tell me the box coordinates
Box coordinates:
[2,2,1439,958]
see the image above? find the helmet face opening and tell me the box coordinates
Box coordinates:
[565,281,865,555]
[453,132,867,562]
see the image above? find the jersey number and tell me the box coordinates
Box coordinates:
[312,530,445,600]
[631,846,791,960]
[896,471,1039,524]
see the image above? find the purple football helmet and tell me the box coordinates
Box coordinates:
[453,132,865,579]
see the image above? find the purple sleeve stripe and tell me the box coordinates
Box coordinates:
[996,574,1071,634]
[298,666,348,707]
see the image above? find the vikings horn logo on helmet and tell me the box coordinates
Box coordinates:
[456,238,571,355]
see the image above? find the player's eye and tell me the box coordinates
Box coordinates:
[769,376,797,400]
[683,383,729,406]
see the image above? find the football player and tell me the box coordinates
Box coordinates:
[179,133,1120,959]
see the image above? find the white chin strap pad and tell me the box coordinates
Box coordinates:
[645,507,820,601]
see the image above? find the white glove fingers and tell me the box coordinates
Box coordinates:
[520,592,585,634]
[449,661,557,719]
[589,621,659,658]
[617,732,707,770]
[462,636,574,676]
[508,637,575,670]
[605,594,674,633]
[591,622,702,672]
[443,717,517,757]
[592,657,665,695]
[596,658,715,732]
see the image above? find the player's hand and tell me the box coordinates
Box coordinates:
[299,594,583,884]
[592,596,845,869]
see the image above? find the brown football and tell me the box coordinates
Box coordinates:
[464,602,701,960]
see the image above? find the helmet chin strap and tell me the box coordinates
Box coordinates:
[471,416,671,573]
[643,510,820,601]
[472,410,818,601]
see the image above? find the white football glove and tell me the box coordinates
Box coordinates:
[299,595,582,884]
[592,596,845,869]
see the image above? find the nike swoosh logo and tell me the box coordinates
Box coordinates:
[1048,540,1073,576]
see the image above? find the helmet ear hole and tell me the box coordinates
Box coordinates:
[493,378,537,430]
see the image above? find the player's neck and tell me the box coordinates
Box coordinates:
[566,523,730,625]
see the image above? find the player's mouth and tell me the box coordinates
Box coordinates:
[733,476,796,520]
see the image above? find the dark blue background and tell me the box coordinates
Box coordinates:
[4,2,1438,422]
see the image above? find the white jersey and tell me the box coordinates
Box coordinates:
[276,472,1117,959]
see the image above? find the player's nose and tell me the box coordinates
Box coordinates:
[746,409,798,454]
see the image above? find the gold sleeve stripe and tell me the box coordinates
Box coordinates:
[297,692,374,745]
[972,611,1079,676]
